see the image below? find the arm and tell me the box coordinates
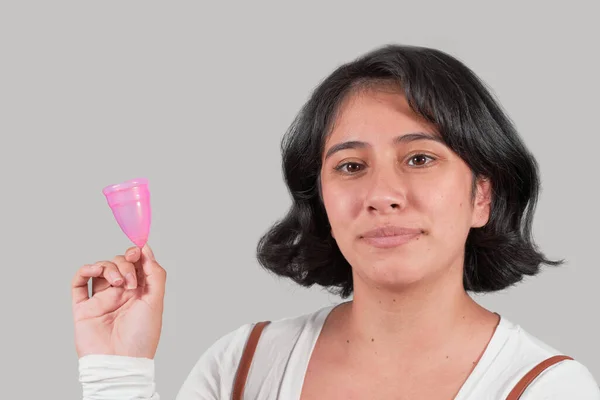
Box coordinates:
[78,324,252,400]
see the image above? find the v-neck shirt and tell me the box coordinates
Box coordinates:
[79,305,600,399]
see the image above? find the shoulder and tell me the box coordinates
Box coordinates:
[246,304,334,368]
[520,358,600,399]
[176,305,334,398]
[198,304,332,365]
[262,304,334,338]
[498,318,600,398]
[175,322,254,398]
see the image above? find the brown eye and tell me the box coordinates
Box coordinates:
[408,154,434,167]
[336,162,364,174]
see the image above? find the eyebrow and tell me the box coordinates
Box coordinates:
[323,132,445,160]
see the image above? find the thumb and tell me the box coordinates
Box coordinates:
[140,244,166,293]
[141,243,156,261]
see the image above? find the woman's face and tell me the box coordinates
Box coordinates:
[320,87,491,291]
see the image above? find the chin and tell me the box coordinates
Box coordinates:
[355,258,432,290]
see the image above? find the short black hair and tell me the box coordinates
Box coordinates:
[256,44,563,298]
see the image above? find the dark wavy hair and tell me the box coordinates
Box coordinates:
[256,44,563,298]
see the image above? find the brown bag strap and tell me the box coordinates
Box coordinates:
[232,321,271,400]
[506,355,573,399]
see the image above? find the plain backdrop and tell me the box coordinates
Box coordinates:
[1,1,598,398]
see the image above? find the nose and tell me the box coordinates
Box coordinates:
[364,168,407,214]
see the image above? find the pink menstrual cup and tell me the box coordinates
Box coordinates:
[102,177,151,248]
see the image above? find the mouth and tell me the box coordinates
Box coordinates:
[359,226,423,249]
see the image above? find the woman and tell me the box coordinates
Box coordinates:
[72,44,600,399]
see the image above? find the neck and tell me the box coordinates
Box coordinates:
[341,266,492,363]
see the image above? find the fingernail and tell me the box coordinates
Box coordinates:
[125,273,137,289]
[110,271,123,285]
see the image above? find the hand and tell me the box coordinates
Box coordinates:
[72,244,166,359]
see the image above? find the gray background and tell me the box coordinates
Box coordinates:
[1,1,598,398]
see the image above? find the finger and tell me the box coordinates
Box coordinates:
[124,247,142,286]
[124,246,141,263]
[113,254,138,290]
[140,244,166,293]
[95,261,125,287]
[72,264,104,305]
[91,274,112,296]
[76,281,130,321]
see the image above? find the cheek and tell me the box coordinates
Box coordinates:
[411,174,472,233]
[322,183,362,231]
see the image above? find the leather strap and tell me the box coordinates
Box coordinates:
[232,321,271,400]
[506,355,573,399]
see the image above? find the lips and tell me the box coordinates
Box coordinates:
[359,226,423,249]
[360,226,423,238]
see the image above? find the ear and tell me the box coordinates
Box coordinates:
[471,177,492,228]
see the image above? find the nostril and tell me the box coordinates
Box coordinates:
[367,203,402,212]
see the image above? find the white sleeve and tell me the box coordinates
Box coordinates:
[79,355,160,400]
[520,359,600,399]
[78,324,252,400]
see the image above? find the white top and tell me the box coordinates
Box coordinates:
[79,305,600,399]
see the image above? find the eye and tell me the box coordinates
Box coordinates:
[407,154,435,167]
[335,162,365,174]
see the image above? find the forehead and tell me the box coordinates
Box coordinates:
[326,87,438,145]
